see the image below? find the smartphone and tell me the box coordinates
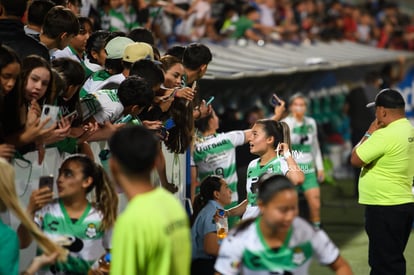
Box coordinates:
[115,114,133,124]
[40,104,59,128]
[206,96,215,106]
[64,110,78,120]
[269,93,282,107]
[164,118,176,130]
[159,126,168,141]
[39,175,54,191]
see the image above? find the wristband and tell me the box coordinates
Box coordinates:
[364,132,371,138]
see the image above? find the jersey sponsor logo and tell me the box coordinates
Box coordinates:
[195,139,231,153]
[47,220,59,231]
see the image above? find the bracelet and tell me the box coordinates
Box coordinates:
[364,132,371,138]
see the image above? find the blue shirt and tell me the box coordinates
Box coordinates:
[191,200,221,260]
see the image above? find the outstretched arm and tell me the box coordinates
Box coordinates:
[330,255,353,275]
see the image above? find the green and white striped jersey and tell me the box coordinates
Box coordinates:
[80,89,124,124]
[109,6,140,33]
[193,131,245,202]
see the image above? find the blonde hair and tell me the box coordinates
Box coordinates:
[0,158,67,261]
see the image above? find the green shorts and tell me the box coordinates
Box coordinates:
[296,171,319,193]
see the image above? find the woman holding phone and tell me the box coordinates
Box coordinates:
[18,154,118,274]
[0,158,66,275]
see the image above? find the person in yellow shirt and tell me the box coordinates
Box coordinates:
[109,126,191,275]
[351,88,414,275]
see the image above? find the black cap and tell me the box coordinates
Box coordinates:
[366,88,405,109]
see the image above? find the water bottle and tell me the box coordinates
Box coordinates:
[216,209,228,243]
[88,252,111,275]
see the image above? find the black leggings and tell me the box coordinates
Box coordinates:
[191,258,216,275]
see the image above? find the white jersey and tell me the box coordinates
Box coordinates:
[34,199,111,274]
[80,89,124,124]
[243,157,289,220]
[193,131,245,202]
[80,71,125,97]
[283,116,323,173]
[215,217,339,275]
[52,46,83,64]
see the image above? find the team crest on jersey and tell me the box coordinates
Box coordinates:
[292,247,305,265]
[266,166,274,174]
[85,223,97,238]
[231,261,241,269]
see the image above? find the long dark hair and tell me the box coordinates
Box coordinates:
[191,175,223,226]
[164,98,194,153]
[61,155,118,231]
[235,174,295,234]
[0,45,22,135]
[160,55,194,153]
[20,55,54,105]
[254,119,291,150]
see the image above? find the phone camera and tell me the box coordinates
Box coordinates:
[44,107,50,115]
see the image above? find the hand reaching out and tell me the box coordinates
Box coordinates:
[27,187,54,216]
[0,143,15,160]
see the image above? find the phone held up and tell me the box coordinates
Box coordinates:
[159,118,176,141]
[40,104,59,128]
[39,175,54,191]
[269,93,282,107]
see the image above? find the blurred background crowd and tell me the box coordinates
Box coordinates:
[70,0,414,50]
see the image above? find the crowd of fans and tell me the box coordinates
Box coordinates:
[0,0,412,274]
[64,0,414,50]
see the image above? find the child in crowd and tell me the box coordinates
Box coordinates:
[18,154,118,274]
[20,55,72,150]
[215,174,353,275]
[84,30,111,78]
[52,17,94,69]
[0,46,55,154]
